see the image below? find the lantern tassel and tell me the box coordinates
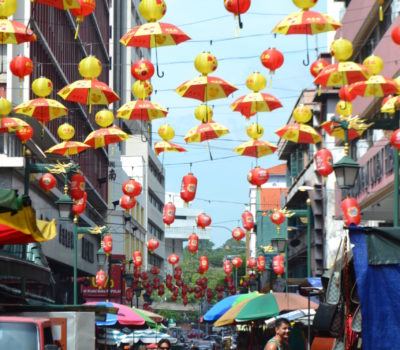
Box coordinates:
[74,22,80,40]
[379,5,383,21]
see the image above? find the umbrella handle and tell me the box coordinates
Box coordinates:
[303,52,310,66]
[156,64,164,78]
[236,0,243,29]
[155,44,164,78]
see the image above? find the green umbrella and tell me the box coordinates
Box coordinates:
[232,292,260,306]
[131,308,160,329]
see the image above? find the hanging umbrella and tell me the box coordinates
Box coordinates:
[0,117,28,133]
[175,76,238,102]
[116,100,168,121]
[234,139,277,158]
[32,0,80,9]
[184,120,229,143]
[14,98,67,123]
[45,141,90,156]
[0,19,37,44]
[58,79,120,113]
[381,95,400,114]
[154,140,187,156]
[230,92,283,118]
[313,62,371,87]
[275,123,322,144]
[84,126,131,149]
[272,10,341,65]
[321,121,364,141]
[348,75,399,98]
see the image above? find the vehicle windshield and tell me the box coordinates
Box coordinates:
[0,322,39,350]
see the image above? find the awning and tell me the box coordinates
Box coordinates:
[0,188,22,213]
[0,206,56,244]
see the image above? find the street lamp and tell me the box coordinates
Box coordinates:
[96,247,108,267]
[270,238,287,253]
[333,154,360,190]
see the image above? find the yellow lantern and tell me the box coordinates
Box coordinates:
[246,72,267,92]
[78,56,102,79]
[194,104,213,122]
[0,0,17,18]
[32,77,53,97]
[194,52,218,76]
[0,97,12,116]
[336,100,353,116]
[363,55,384,75]
[139,0,166,22]
[293,105,312,123]
[292,0,318,10]
[158,124,174,141]
[246,123,264,139]
[95,109,114,128]
[132,80,153,100]
[330,38,353,62]
[58,123,75,141]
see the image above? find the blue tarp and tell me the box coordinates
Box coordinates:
[203,294,241,322]
[350,227,400,350]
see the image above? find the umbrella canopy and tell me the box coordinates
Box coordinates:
[154,140,187,156]
[84,126,131,149]
[272,10,341,35]
[120,22,190,48]
[230,92,283,118]
[234,139,277,158]
[0,19,37,44]
[45,141,90,156]
[0,117,28,133]
[32,0,80,9]
[97,328,176,346]
[320,121,364,141]
[275,123,322,144]
[381,95,400,114]
[176,76,238,102]
[133,308,164,323]
[116,100,168,121]
[184,120,229,143]
[14,98,67,123]
[348,75,399,97]
[84,301,146,326]
[314,62,371,87]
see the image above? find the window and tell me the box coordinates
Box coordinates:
[81,238,94,263]
[148,253,162,268]
[141,206,144,225]
[148,220,164,240]
[149,159,165,185]
[149,190,163,213]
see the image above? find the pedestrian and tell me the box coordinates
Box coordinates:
[189,346,199,350]
[264,318,291,350]
[158,339,171,350]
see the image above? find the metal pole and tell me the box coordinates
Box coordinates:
[136,295,139,308]
[120,269,123,304]
[306,199,312,277]
[107,254,112,301]
[307,295,311,350]
[395,149,399,228]
[285,244,288,293]
[24,154,30,196]
[73,222,78,305]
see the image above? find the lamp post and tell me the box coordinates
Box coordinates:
[271,237,288,292]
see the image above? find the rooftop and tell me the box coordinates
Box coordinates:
[266,163,286,175]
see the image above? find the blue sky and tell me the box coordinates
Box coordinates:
[150,0,328,247]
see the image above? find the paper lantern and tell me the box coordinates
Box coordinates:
[310,59,329,78]
[391,129,400,152]
[392,25,400,45]
[224,0,251,15]
[363,55,384,75]
[339,86,356,102]
[0,98,12,116]
[247,166,269,187]
[70,0,96,40]
[247,258,257,270]
[168,253,180,266]
[96,269,107,288]
[163,202,176,227]
[131,58,155,80]
[293,105,312,124]
[16,125,33,143]
[261,48,284,74]
[336,100,352,117]
[257,255,266,273]
[270,210,286,234]
[138,0,167,22]
[32,77,53,97]
[174,266,182,280]
[241,211,254,232]
[141,271,149,281]
[314,148,334,177]
[180,173,197,206]
[195,104,213,122]
[72,192,87,216]
[147,238,159,253]
[151,266,160,275]
[232,227,245,241]
[199,256,209,274]
[231,257,243,269]
[132,80,153,100]
[224,260,232,275]
[341,197,361,226]
[194,52,218,76]
[120,195,136,212]
[122,179,142,197]
[272,255,285,276]
[188,233,199,255]
[95,109,114,128]
[292,0,317,9]
[70,173,86,200]
[196,213,212,230]
[246,72,266,92]
[58,123,75,141]
[330,38,353,62]
[103,236,113,255]
[9,55,34,81]
[246,123,263,140]
[132,251,143,268]
[0,0,17,17]
[39,173,56,193]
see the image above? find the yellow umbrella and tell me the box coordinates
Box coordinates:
[275,123,322,144]
[0,19,37,44]
[45,141,91,156]
[230,92,283,118]
[314,62,371,87]
[14,98,67,123]
[381,95,400,114]
[184,120,229,143]
[116,100,168,121]
[349,75,399,98]
[0,117,28,133]
[154,141,187,156]
[84,126,131,149]
[234,139,277,158]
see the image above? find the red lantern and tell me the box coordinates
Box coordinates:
[132,251,143,268]
[103,235,113,255]
[168,253,180,266]
[247,257,257,270]
[120,195,136,212]
[241,211,254,233]
[392,25,400,45]
[257,255,266,273]
[231,257,243,269]
[158,286,165,297]
[70,173,86,200]
[72,192,87,216]
[341,197,361,226]
[70,0,96,39]
[196,213,212,230]
[147,238,159,254]
[261,48,284,74]
[224,0,251,15]
[391,129,400,152]
[247,166,269,187]
[151,266,160,275]
[39,173,56,193]
[272,255,285,276]
[183,295,188,306]
[224,260,232,275]
[314,149,334,177]
[310,59,329,78]
[131,58,155,81]
[232,227,245,241]
[188,233,199,255]
[141,271,149,281]
[122,179,142,197]
[96,269,107,288]
[180,173,197,205]
[199,256,209,274]
[9,55,34,81]
[270,210,286,234]
[163,202,176,227]
[339,86,356,102]
[174,266,182,280]
[16,125,33,143]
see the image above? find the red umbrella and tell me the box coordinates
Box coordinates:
[32,0,80,9]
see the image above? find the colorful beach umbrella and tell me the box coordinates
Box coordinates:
[0,117,28,133]
[275,123,322,144]
[45,141,90,156]
[314,62,371,87]
[321,121,364,141]
[175,76,238,102]
[184,120,229,143]
[154,140,187,156]
[0,19,37,44]
[32,0,80,9]
[230,92,283,118]
[234,139,277,158]
[116,100,168,121]
[84,126,130,149]
[14,98,67,123]
[348,75,399,97]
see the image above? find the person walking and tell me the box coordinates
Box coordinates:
[264,318,291,350]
